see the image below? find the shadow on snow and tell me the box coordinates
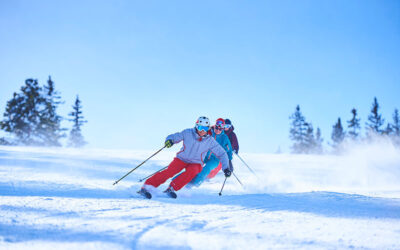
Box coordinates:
[1,180,400,220]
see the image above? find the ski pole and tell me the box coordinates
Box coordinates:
[234,152,257,176]
[232,172,243,187]
[139,166,168,182]
[113,145,167,185]
[219,177,228,196]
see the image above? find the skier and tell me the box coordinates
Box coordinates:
[189,118,233,186]
[224,119,239,154]
[138,116,233,199]
[207,118,239,179]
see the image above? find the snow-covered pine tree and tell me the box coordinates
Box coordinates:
[347,108,361,140]
[68,95,87,147]
[0,79,44,145]
[37,76,66,146]
[366,97,385,137]
[331,118,345,149]
[289,105,309,154]
[389,108,400,145]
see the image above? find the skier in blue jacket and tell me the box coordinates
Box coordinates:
[189,118,233,187]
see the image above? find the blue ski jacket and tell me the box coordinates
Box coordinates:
[205,128,233,163]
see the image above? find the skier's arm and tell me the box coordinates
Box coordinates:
[224,135,233,160]
[166,129,188,144]
[232,132,239,154]
[209,140,230,171]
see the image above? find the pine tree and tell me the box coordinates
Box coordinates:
[392,109,400,135]
[331,118,345,148]
[389,108,400,145]
[68,95,87,147]
[366,97,384,136]
[306,123,324,154]
[347,108,360,140]
[37,76,66,146]
[383,124,393,135]
[314,127,324,154]
[1,78,66,146]
[304,124,324,154]
[0,79,44,145]
[304,122,315,153]
[289,105,309,154]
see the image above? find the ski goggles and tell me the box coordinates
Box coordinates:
[215,125,224,130]
[216,120,224,126]
[196,125,210,132]
[224,124,232,129]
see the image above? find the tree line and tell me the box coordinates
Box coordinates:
[0,77,87,147]
[289,97,400,154]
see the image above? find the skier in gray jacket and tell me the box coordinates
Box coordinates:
[140,116,233,198]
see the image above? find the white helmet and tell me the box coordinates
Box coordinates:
[195,116,210,130]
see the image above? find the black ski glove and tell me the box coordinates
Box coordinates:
[224,168,232,178]
[165,139,174,148]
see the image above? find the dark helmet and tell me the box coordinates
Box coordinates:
[224,119,233,129]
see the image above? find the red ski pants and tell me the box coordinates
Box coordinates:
[144,157,202,191]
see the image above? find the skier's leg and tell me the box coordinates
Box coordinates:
[207,162,222,179]
[144,158,186,188]
[191,159,219,186]
[171,171,182,181]
[169,164,202,191]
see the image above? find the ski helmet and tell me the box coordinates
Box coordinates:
[224,119,232,129]
[215,118,225,130]
[195,116,210,132]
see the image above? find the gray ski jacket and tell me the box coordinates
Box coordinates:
[166,128,230,171]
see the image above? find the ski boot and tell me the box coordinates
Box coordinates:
[137,188,152,199]
[164,186,177,199]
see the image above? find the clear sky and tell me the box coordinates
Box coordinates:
[0,0,399,153]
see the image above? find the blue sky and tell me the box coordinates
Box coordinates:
[0,0,399,153]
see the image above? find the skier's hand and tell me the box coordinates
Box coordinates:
[234,149,238,154]
[165,139,174,148]
[224,168,232,178]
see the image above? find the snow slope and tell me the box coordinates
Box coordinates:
[1,144,400,249]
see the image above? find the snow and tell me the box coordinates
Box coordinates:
[1,144,400,249]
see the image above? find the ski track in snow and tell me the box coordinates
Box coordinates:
[0,145,400,249]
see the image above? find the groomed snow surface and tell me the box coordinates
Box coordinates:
[1,142,400,249]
